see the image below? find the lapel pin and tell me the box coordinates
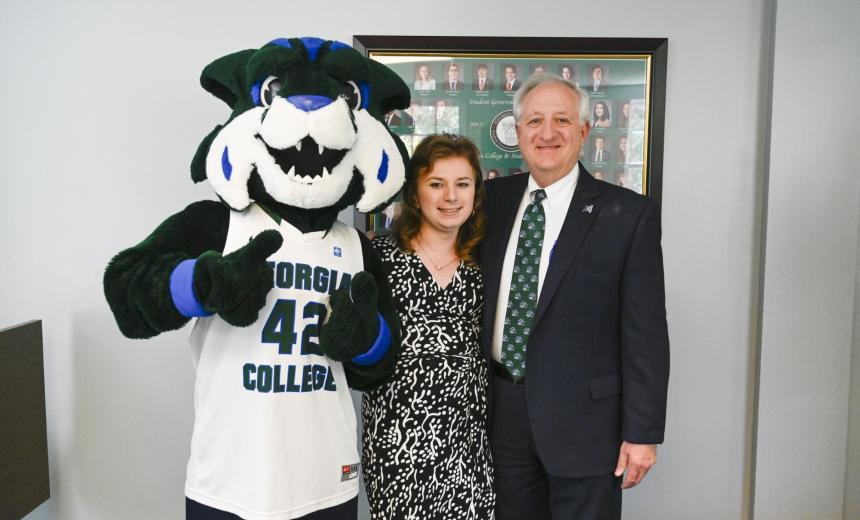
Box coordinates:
[583,204,593,214]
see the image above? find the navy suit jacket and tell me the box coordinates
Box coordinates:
[502,79,522,92]
[479,165,669,477]
[472,77,495,91]
[445,79,464,91]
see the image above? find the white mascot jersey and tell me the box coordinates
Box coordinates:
[185,203,363,519]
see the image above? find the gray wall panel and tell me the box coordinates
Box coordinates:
[753,1,860,518]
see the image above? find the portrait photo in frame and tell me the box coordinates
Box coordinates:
[353,35,667,233]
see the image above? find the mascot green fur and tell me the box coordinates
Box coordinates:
[103,37,409,520]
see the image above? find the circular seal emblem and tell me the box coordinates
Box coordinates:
[490,110,519,152]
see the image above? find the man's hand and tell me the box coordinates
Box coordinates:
[614,441,657,489]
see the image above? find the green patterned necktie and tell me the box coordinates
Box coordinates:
[501,189,546,381]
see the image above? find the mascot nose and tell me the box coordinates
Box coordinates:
[286,95,332,112]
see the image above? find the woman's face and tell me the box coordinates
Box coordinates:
[561,67,572,80]
[416,156,476,235]
[418,65,430,80]
[595,103,605,117]
[622,103,629,117]
[619,137,627,152]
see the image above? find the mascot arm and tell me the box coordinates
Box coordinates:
[104,200,231,339]
[319,233,400,391]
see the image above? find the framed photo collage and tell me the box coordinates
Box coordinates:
[354,36,668,233]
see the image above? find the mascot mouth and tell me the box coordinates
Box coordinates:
[258,135,349,185]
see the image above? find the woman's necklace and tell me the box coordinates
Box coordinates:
[415,237,459,271]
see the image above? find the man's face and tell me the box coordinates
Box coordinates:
[505,67,516,82]
[477,66,488,79]
[534,66,545,74]
[595,137,604,150]
[448,65,459,82]
[515,83,589,185]
[619,137,627,151]
[593,67,603,81]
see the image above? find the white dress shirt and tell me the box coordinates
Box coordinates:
[492,165,579,362]
[413,79,436,90]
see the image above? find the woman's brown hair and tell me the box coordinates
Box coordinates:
[394,134,485,263]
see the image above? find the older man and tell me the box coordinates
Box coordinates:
[479,74,669,519]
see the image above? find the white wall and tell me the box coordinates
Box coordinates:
[753,1,860,519]
[1,0,855,519]
[847,216,860,520]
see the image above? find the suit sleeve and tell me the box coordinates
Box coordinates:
[103,200,230,339]
[620,198,670,444]
[342,233,400,391]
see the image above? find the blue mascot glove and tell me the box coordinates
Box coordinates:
[319,271,383,362]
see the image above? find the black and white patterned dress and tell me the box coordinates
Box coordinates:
[362,235,494,520]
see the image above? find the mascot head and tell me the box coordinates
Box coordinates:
[190,37,410,214]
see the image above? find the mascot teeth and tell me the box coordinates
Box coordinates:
[286,165,331,185]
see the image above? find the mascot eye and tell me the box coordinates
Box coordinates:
[341,81,362,110]
[260,76,282,107]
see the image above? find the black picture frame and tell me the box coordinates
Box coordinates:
[353,35,668,232]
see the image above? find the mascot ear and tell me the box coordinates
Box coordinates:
[199,49,256,109]
[369,59,411,115]
[191,49,255,183]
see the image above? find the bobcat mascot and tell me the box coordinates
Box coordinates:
[104,37,410,520]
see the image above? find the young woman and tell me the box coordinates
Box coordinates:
[592,100,611,128]
[362,135,493,520]
[413,64,436,91]
[618,101,630,128]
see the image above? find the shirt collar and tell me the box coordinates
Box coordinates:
[527,163,580,210]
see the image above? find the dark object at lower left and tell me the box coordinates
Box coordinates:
[0,320,50,520]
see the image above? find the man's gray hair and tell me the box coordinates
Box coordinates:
[512,73,591,125]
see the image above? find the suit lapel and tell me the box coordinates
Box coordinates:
[531,167,601,331]
[482,174,529,349]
